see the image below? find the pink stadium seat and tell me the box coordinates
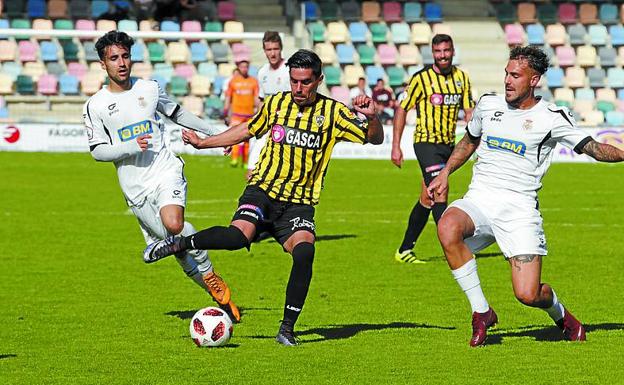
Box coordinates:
[330,86,351,106]
[37,74,58,95]
[67,62,88,80]
[231,42,251,62]
[504,24,524,45]
[378,44,398,65]
[556,46,576,67]
[174,63,196,80]
[383,2,402,23]
[217,1,236,22]
[182,20,202,33]
[558,3,577,24]
[18,41,38,62]
[75,19,96,40]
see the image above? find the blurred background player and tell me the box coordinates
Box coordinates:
[391,34,474,264]
[246,31,291,181]
[224,60,259,168]
[83,31,240,322]
[144,50,384,346]
[429,46,624,347]
[349,77,372,107]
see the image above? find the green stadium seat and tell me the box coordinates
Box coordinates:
[357,45,376,65]
[370,23,388,44]
[320,2,339,22]
[322,66,341,86]
[537,3,558,25]
[204,21,223,33]
[61,41,80,62]
[170,76,189,96]
[308,21,326,43]
[596,100,615,114]
[16,75,35,94]
[10,19,31,40]
[148,42,166,63]
[386,66,406,87]
[494,3,516,25]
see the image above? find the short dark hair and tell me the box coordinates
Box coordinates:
[263,31,282,49]
[432,34,453,47]
[95,30,134,60]
[509,46,549,75]
[236,60,250,66]
[286,49,322,78]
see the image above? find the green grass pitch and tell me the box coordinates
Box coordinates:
[1,152,623,384]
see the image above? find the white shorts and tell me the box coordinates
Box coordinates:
[448,188,547,259]
[130,175,187,244]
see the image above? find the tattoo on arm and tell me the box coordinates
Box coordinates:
[445,134,480,174]
[582,139,624,162]
[509,254,541,272]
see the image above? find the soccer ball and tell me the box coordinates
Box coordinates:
[189,307,233,347]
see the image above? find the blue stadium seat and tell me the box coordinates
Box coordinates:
[212,75,225,95]
[3,62,22,80]
[59,74,79,95]
[607,67,624,88]
[420,45,434,65]
[0,106,8,119]
[365,65,385,86]
[598,46,617,67]
[130,43,145,62]
[545,67,565,88]
[575,88,595,101]
[588,25,608,46]
[83,42,100,62]
[587,67,606,88]
[151,74,169,90]
[0,19,9,39]
[118,19,138,32]
[618,89,624,101]
[605,111,624,126]
[336,44,355,65]
[153,63,174,81]
[161,20,181,33]
[40,41,59,62]
[423,3,442,23]
[91,0,109,18]
[608,25,624,46]
[304,1,320,21]
[27,0,46,18]
[599,3,618,25]
[197,62,218,80]
[391,22,410,44]
[348,22,368,44]
[190,42,209,63]
[526,24,545,46]
[404,2,422,23]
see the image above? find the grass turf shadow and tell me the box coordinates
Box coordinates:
[487,322,624,345]
[0,354,17,360]
[265,234,358,244]
[166,306,275,320]
[416,252,504,263]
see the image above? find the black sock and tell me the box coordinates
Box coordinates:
[283,242,315,327]
[431,202,448,224]
[182,225,250,251]
[398,202,431,252]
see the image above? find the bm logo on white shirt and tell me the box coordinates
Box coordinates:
[118,120,153,142]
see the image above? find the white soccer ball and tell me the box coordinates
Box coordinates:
[189,307,233,347]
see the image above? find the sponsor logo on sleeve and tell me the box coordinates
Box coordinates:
[117,120,153,142]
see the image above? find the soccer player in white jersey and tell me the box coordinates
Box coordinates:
[83,31,240,322]
[428,46,624,347]
[245,31,291,181]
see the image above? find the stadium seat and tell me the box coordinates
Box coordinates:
[61,41,79,62]
[599,3,619,25]
[87,62,106,82]
[420,45,434,65]
[11,19,32,40]
[336,44,356,65]
[68,0,89,19]
[494,2,516,25]
[383,2,402,23]
[151,74,168,91]
[170,76,189,96]
[322,65,341,86]
[37,74,58,95]
[344,64,365,86]
[505,24,525,46]
[223,21,244,42]
[210,75,224,96]
[391,23,410,45]
[167,42,190,63]
[554,87,574,106]
[517,3,537,24]
[587,67,606,88]
[97,19,117,32]
[598,47,617,68]
[40,41,59,62]
[153,63,174,81]
[132,62,153,79]
[204,21,223,33]
[303,1,320,21]
[319,2,339,22]
[579,4,598,25]
[575,88,595,101]
[91,0,109,18]
[308,21,326,43]
[75,19,96,40]
[0,74,14,95]
[218,62,236,78]
[16,75,35,94]
[411,23,432,45]
[588,25,608,46]
[129,42,145,63]
[404,2,422,23]
[0,41,18,62]
[161,20,181,35]
[535,88,553,101]
[545,67,565,88]
[567,24,587,46]
[537,3,558,25]
[424,3,443,23]
[378,44,397,65]
[330,86,351,106]
[558,3,577,25]
[362,1,381,23]
[197,62,218,80]
[399,45,421,66]
[27,0,47,18]
[81,73,102,95]
[53,19,73,41]
[32,19,53,40]
[386,66,406,87]
[526,23,545,46]
[564,67,585,88]
[596,88,617,103]
[576,45,597,67]
[432,23,452,37]
[341,1,361,22]
[357,45,376,65]
[545,24,567,46]
[48,0,68,19]
[118,19,138,32]
[182,95,203,117]
[607,68,624,88]
[231,42,251,62]
[217,1,236,22]
[5,0,26,18]
[190,74,210,96]
[349,22,368,44]
[327,21,349,44]
[182,20,202,34]
[596,99,615,115]
[148,42,166,63]
[83,42,100,62]
[315,43,336,64]
[581,110,604,126]
[0,19,9,38]
[18,41,38,63]
[605,110,624,126]
[608,25,624,47]
[174,64,195,80]
[46,62,65,77]
[370,23,388,44]
[67,62,87,80]
[204,95,224,118]
[555,46,576,67]
[365,65,385,86]
[190,42,209,63]
[3,62,23,80]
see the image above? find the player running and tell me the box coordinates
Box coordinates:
[143,49,384,346]
[83,31,240,322]
[428,46,624,346]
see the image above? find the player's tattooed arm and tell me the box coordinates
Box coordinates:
[444,133,480,175]
[581,139,624,162]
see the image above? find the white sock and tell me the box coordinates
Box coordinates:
[544,288,565,322]
[451,258,490,313]
[173,222,214,292]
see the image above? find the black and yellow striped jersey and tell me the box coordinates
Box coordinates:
[247,91,369,205]
[400,65,474,145]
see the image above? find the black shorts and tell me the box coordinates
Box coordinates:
[232,185,316,246]
[413,142,453,185]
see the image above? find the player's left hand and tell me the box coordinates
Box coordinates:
[352,95,376,118]
[182,129,201,148]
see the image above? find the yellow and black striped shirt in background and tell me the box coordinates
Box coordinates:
[247,91,369,205]
[400,65,475,145]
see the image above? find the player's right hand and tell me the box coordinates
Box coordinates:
[136,134,151,151]
[182,129,201,148]
[427,174,448,200]
[391,147,403,168]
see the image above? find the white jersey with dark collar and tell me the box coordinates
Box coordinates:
[466,94,592,199]
[83,78,182,205]
[257,60,290,99]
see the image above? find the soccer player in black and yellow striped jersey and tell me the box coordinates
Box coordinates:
[144,49,384,346]
[391,34,474,264]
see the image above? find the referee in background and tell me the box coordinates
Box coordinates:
[144,49,384,346]
[391,34,474,264]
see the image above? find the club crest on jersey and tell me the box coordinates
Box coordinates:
[271,124,322,149]
[118,120,153,142]
[315,115,325,127]
[430,94,444,105]
[455,80,463,88]
[138,96,146,108]
[485,135,526,156]
[522,119,533,130]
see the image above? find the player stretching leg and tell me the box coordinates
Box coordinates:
[83,31,239,322]
[429,46,624,346]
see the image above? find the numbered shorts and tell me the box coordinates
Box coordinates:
[130,176,187,244]
[448,189,547,259]
[232,185,316,247]
[413,143,453,185]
